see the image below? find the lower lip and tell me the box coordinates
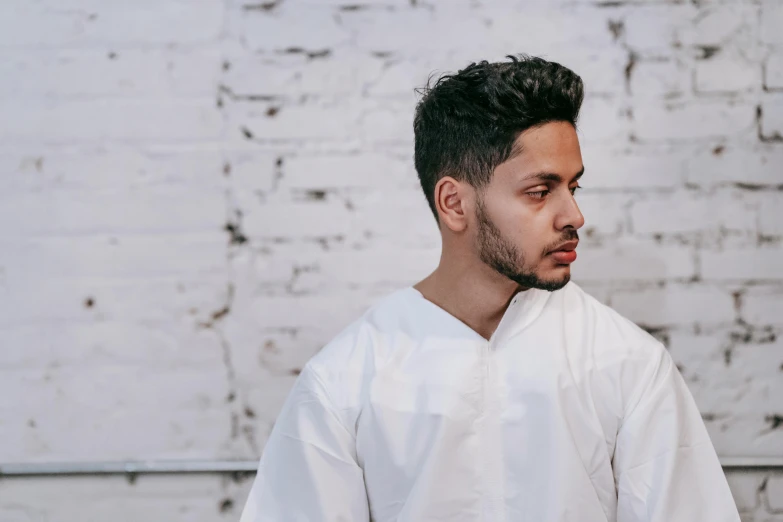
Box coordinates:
[549,250,577,263]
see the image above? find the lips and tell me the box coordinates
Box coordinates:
[549,240,579,253]
[549,250,577,263]
[548,240,578,264]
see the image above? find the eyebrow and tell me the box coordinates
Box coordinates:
[522,166,585,184]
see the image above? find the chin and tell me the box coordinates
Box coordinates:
[533,267,572,291]
[509,268,571,292]
[543,261,572,275]
[538,277,571,292]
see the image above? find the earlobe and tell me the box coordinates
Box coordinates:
[440,210,468,233]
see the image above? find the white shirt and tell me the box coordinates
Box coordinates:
[239,282,740,521]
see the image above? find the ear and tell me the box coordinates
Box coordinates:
[434,176,471,233]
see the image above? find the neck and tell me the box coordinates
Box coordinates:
[413,253,526,341]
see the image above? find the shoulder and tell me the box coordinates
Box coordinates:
[299,287,412,404]
[553,282,672,414]
[554,281,665,361]
[305,287,408,369]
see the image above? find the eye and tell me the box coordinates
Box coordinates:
[527,190,549,200]
[570,185,582,195]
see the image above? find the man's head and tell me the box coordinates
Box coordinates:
[413,54,585,292]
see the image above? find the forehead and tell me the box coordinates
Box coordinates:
[494,121,583,182]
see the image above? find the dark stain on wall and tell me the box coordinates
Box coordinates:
[608,19,624,41]
[697,46,720,60]
[624,52,636,94]
[723,347,733,366]
[242,425,257,448]
[305,189,327,201]
[730,323,777,345]
[764,414,783,431]
[231,412,240,439]
[734,182,783,191]
[225,222,248,245]
[219,498,235,513]
[758,105,783,142]
[638,324,670,348]
[280,47,332,59]
[731,290,742,314]
[307,49,331,59]
[211,304,231,322]
[243,1,280,11]
[231,471,255,484]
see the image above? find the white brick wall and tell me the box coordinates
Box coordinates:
[1,0,781,520]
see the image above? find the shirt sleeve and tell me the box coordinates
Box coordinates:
[612,342,740,522]
[239,365,370,522]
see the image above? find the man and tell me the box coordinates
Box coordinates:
[239,55,740,521]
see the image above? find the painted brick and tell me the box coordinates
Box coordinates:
[0,100,223,142]
[679,5,756,47]
[761,0,783,45]
[611,285,736,326]
[281,153,416,191]
[0,1,224,47]
[759,192,783,238]
[630,190,758,236]
[633,101,756,141]
[695,55,760,94]
[685,145,783,186]
[741,287,783,325]
[701,246,783,280]
[630,59,690,97]
[623,5,695,54]
[766,53,783,91]
[233,6,350,52]
[0,49,221,98]
[760,95,783,141]
[580,147,685,189]
[571,240,695,281]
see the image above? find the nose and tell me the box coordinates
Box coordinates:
[555,191,585,231]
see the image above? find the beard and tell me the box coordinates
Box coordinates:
[475,193,575,292]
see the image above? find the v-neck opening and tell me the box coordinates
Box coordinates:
[405,285,548,345]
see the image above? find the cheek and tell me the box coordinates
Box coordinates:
[512,215,550,248]
[491,197,551,256]
[506,224,549,262]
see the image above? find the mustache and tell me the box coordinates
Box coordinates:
[543,229,579,254]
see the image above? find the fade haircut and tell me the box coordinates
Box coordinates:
[413,54,584,223]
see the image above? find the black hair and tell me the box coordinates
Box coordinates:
[413,54,584,223]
